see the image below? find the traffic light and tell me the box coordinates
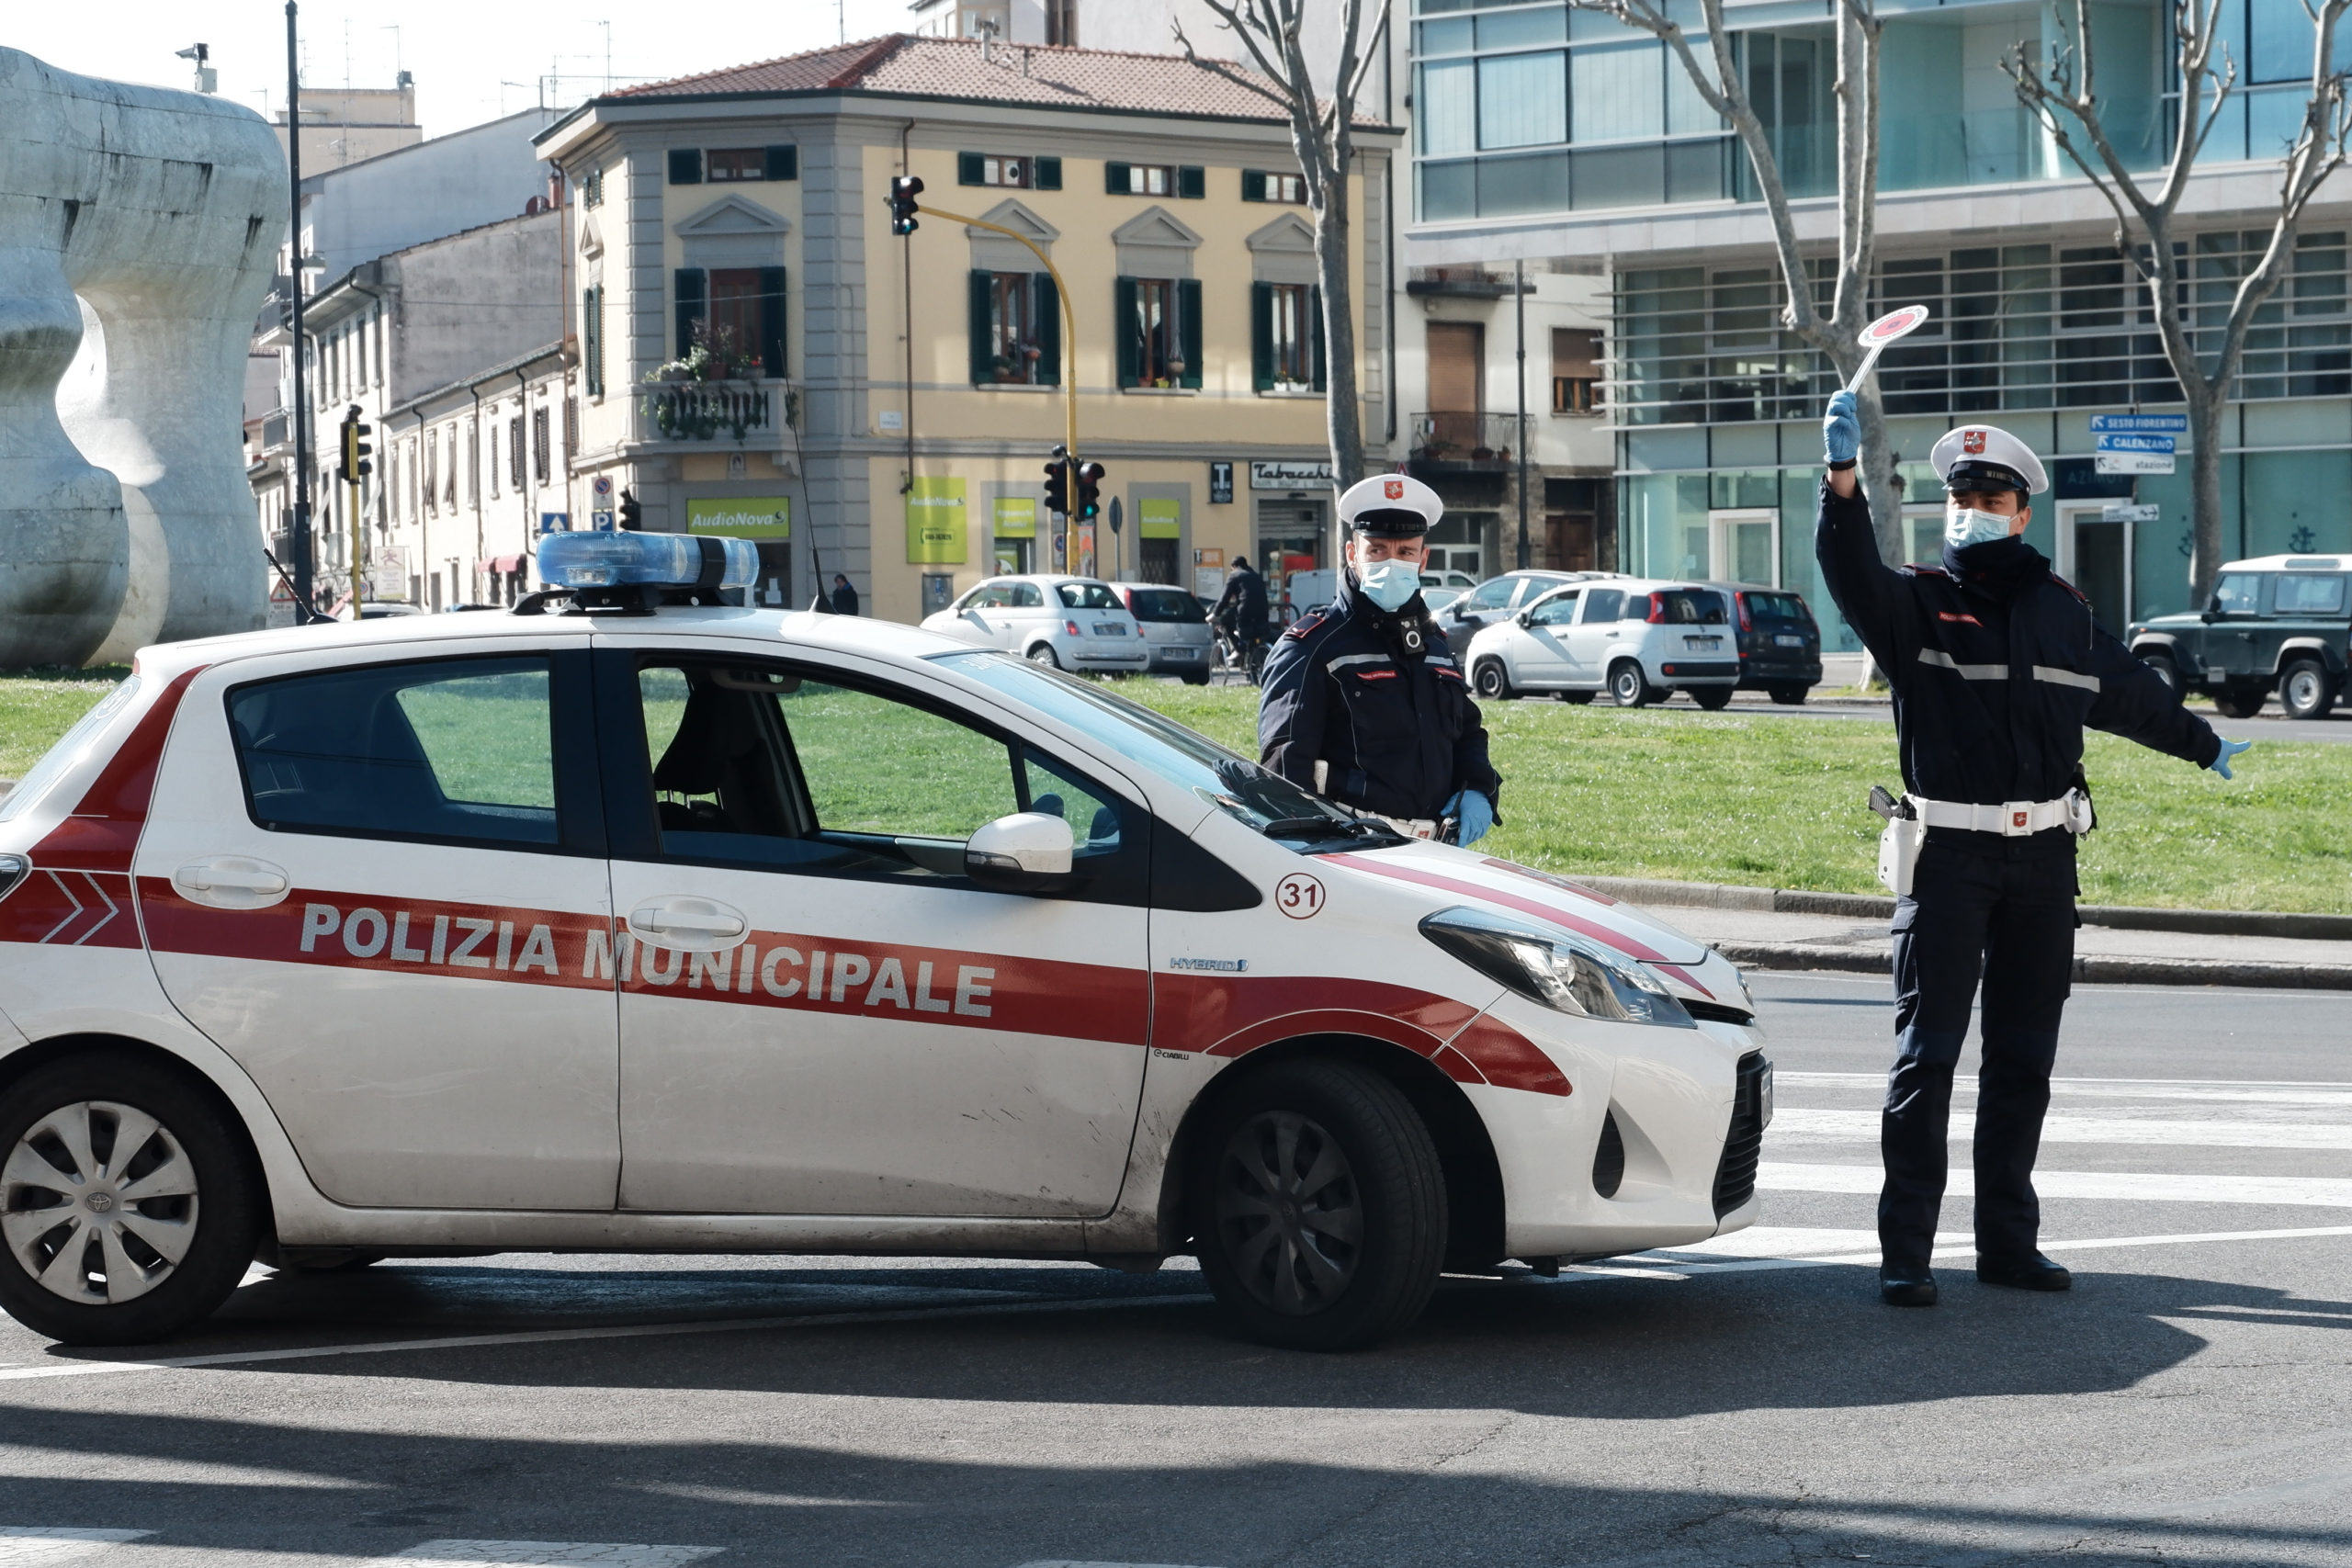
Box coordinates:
[1043,447,1070,514]
[617,488,643,531]
[1074,461,1105,522]
[888,175,924,236]
[335,405,373,483]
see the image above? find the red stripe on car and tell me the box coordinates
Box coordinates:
[32,665,209,876]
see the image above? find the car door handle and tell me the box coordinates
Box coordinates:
[172,856,290,908]
[628,897,749,946]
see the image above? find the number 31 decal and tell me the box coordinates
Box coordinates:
[1275,872,1325,919]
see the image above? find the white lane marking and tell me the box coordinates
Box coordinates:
[1769,1108,2352,1149]
[0,1531,153,1565]
[1760,1161,2352,1208]
[1566,1224,2352,1281]
[379,1544,718,1566]
[1776,1070,2352,1098]
[1014,1562,1225,1567]
[0,1290,1206,1383]
[632,1483,906,1509]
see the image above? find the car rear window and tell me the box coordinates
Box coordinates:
[1653,589,1729,625]
[1125,589,1206,623]
[1743,592,1811,621]
[2275,574,2347,614]
[1057,582,1123,610]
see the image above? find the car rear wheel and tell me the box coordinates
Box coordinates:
[2212,682,2267,719]
[1473,659,1512,700]
[1610,660,1657,708]
[2279,658,2335,720]
[1192,1060,1446,1352]
[1026,643,1061,670]
[0,1054,263,1346]
[1690,686,1735,711]
[1769,683,1810,705]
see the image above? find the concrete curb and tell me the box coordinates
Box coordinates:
[1574,874,2352,942]
[1708,939,2352,992]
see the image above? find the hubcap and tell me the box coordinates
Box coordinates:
[1216,1111,1363,1315]
[2289,670,2320,708]
[3,1100,200,1306]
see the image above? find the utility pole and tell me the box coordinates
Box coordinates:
[1514,258,1531,571]
[286,0,317,622]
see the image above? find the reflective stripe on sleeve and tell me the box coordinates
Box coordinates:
[1918,649,2005,680]
[2032,664,2101,692]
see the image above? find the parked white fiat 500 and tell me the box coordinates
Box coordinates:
[0,539,1768,1350]
[919,573,1148,673]
[1464,579,1741,708]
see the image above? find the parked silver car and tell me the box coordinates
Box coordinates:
[1464,578,1740,707]
[1110,582,1215,684]
[918,574,1148,672]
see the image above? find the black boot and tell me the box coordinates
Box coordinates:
[1977,1252,2071,1291]
[1879,1263,1938,1307]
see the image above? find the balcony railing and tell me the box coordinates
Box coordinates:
[1409,411,1520,470]
[637,378,785,444]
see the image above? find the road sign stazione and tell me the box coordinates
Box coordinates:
[2096,452,2176,475]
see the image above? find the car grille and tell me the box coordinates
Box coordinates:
[1713,1052,1770,1217]
[1592,1111,1625,1199]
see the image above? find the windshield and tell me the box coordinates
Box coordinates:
[1057,582,1124,610]
[0,676,142,824]
[930,651,1398,848]
[1125,589,1206,623]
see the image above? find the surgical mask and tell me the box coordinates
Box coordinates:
[1359,559,1421,612]
[1944,506,2015,550]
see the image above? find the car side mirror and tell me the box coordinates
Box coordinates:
[966,811,1075,893]
[1515,611,1532,627]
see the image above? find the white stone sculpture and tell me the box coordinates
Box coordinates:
[0,47,282,668]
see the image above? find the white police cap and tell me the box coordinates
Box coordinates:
[1338,472,1445,536]
[1929,423,2049,496]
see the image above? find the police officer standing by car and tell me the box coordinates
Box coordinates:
[1259,473,1502,845]
[1817,390,2255,1308]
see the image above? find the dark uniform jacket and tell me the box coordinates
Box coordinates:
[1215,565,1269,635]
[1258,575,1502,822]
[1816,479,2220,849]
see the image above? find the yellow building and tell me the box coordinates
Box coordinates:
[536,34,1400,621]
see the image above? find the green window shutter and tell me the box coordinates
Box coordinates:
[1242,169,1267,202]
[582,287,601,396]
[1310,285,1328,393]
[959,152,987,186]
[668,148,703,185]
[1251,281,1274,391]
[1178,278,1204,388]
[1177,165,1206,199]
[765,145,798,181]
[970,270,997,385]
[1035,155,1062,190]
[1114,276,1140,387]
[759,265,788,378]
[1033,271,1061,387]
[673,268,707,359]
[1105,161,1131,195]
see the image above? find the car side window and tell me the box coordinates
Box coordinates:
[1464,577,1516,611]
[1011,582,1046,608]
[230,656,561,847]
[1581,588,1625,624]
[627,657,1137,895]
[1528,592,1579,627]
[2275,574,2347,615]
[2212,573,2266,615]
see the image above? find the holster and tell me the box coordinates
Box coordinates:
[1877,812,1925,897]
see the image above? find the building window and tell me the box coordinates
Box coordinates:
[488,419,499,499]
[706,147,763,182]
[423,433,437,516]
[1252,281,1325,392]
[564,396,578,458]
[1117,276,1202,389]
[674,266,788,378]
[1106,162,1204,198]
[583,285,605,397]
[582,166,604,208]
[1243,170,1307,203]
[1552,327,1601,413]
[509,415,526,491]
[533,405,550,485]
[969,270,1061,385]
[1046,0,1077,46]
[444,425,458,509]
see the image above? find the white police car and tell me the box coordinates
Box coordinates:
[0,534,1769,1350]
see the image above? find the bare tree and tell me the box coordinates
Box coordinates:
[2008,0,2352,607]
[1174,0,1388,497]
[1573,0,1909,559]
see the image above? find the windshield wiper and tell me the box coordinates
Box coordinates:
[1261,815,1375,839]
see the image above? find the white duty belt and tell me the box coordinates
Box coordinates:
[1906,791,2092,837]
[1314,760,1442,840]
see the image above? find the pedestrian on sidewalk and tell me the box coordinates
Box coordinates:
[1816,392,2255,1308]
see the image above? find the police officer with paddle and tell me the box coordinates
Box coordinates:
[1818,382,2253,1308]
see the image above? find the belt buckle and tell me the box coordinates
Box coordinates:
[2000,800,2034,837]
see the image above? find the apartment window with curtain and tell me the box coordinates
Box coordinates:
[423,430,438,515]
[1115,277,1202,389]
[1251,282,1325,392]
[444,424,458,509]
[674,266,787,377]
[968,271,1061,385]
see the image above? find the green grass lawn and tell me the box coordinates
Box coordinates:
[8,668,2344,913]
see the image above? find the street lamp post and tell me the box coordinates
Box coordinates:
[285,1,316,622]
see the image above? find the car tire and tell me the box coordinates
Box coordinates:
[2212,683,2267,719]
[2139,648,2180,694]
[1191,1059,1447,1352]
[1558,690,1595,705]
[1473,659,1513,700]
[2279,658,2335,720]
[0,1052,264,1346]
[1609,660,1656,708]
[1690,685,1735,711]
[1182,671,1211,686]
[1026,643,1061,670]
[1769,683,1809,705]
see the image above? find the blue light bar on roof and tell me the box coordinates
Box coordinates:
[538,532,757,592]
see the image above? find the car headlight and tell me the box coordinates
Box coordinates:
[1420,906,1695,1028]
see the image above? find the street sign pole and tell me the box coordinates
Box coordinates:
[284,0,315,623]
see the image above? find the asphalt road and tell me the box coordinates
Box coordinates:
[2,976,2346,1567]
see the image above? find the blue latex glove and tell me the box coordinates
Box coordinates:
[2210,736,2252,780]
[1823,389,1860,465]
[1445,789,1495,847]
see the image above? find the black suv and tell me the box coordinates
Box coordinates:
[2127,555,2352,718]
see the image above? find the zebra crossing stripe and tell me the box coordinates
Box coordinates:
[0,1531,153,1565]
[379,1543,719,1566]
[1760,1163,2352,1207]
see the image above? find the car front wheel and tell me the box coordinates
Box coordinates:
[1473,659,1512,700]
[1610,660,1657,708]
[2279,658,2335,720]
[0,1053,263,1345]
[1191,1060,1446,1352]
[2139,648,2179,694]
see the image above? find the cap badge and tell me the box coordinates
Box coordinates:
[1963,430,1987,455]
[1383,479,1405,500]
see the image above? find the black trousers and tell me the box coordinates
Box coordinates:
[1882,837,2076,1269]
